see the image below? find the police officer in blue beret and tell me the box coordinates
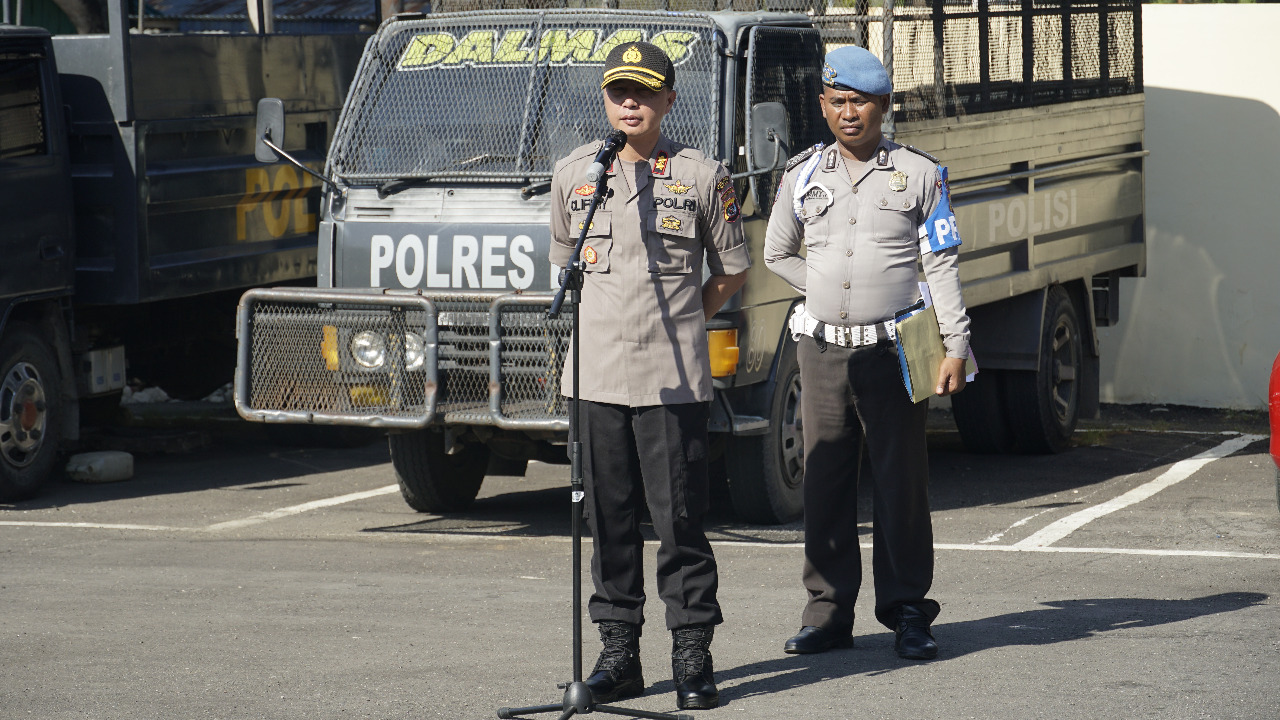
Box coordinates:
[764,46,971,659]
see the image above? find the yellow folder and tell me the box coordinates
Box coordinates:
[894,302,975,404]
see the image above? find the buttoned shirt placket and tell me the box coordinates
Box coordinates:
[827,145,889,325]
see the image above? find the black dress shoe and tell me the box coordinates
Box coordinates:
[894,607,939,660]
[783,626,854,654]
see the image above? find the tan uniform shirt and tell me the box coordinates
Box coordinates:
[764,140,971,358]
[549,136,751,406]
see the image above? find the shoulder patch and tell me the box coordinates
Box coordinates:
[785,143,825,172]
[903,144,941,165]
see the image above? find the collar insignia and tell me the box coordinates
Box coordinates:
[652,152,669,177]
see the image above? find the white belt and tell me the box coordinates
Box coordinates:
[788,304,896,348]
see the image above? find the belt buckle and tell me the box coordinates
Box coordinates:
[839,326,853,347]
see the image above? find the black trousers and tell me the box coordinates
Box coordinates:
[579,400,722,631]
[797,333,940,631]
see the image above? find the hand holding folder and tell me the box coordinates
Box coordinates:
[894,298,976,404]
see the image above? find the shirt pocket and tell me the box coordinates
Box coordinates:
[644,210,698,274]
[871,192,919,245]
[571,211,613,272]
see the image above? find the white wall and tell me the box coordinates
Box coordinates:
[1098,5,1280,409]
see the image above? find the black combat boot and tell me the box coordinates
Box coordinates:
[671,624,718,710]
[584,621,644,703]
[894,605,939,660]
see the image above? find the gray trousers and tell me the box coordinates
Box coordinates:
[797,333,940,631]
[580,400,722,631]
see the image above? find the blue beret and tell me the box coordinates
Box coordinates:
[821,46,892,96]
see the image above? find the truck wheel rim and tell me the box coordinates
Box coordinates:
[1,362,47,468]
[780,373,803,488]
[1050,316,1078,424]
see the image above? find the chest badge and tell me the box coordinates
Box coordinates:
[660,216,682,231]
[573,183,595,197]
[889,171,908,192]
[578,220,594,231]
[583,246,598,264]
[664,181,692,194]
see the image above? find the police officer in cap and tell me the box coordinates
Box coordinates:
[764,46,970,659]
[548,41,750,709]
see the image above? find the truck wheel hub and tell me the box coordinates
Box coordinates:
[779,374,803,488]
[2,363,46,464]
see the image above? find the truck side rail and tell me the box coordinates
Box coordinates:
[950,149,1149,191]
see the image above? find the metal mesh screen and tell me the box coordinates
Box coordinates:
[328,10,722,183]
[0,57,47,159]
[434,295,495,419]
[247,301,435,423]
[809,0,1141,122]
[496,300,571,421]
[241,291,574,427]
[745,26,827,215]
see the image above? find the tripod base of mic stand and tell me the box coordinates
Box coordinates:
[498,681,693,720]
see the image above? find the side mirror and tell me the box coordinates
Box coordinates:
[749,102,790,171]
[254,97,285,163]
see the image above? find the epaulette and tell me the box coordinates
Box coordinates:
[784,143,825,172]
[903,144,940,164]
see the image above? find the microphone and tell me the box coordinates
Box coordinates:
[585,129,628,183]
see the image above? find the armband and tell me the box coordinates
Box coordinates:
[917,166,962,255]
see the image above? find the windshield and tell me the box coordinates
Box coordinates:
[328,10,723,183]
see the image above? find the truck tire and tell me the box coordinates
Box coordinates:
[389,429,489,512]
[0,324,64,502]
[950,369,1017,454]
[726,338,804,524]
[1002,285,1082,454]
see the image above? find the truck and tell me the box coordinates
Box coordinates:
[0,0,368,501]
[234,0,1146,524]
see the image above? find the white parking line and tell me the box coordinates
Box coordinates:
[1013,433,1266,549]
[359,533,1280,560]
[0,521,188,532]
[201,484,401,531]
[1,432,1270,564]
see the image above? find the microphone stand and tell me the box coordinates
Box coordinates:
[498,152,691,720]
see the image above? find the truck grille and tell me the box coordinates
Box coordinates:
[235,288,570,430]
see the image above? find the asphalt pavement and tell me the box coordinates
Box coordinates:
[2,404,1277,720]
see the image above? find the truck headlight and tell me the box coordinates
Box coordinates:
[350,331,386,369]
[404,331,425,371]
